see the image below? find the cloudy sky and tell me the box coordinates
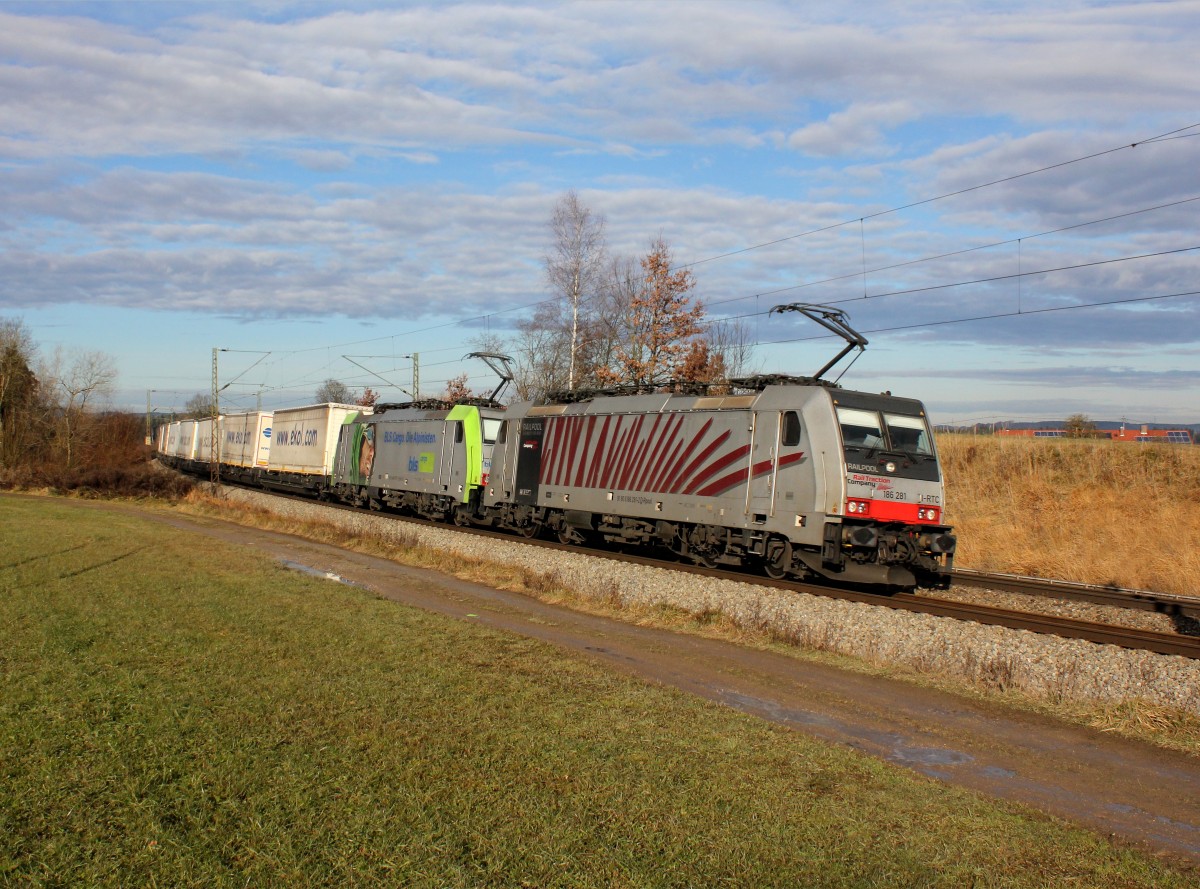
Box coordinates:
[2,1,1197,425]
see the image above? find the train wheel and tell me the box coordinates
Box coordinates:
[763,539,792,580]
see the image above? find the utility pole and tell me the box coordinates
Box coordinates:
[145,389,155,446]
[410,353,419,399]
[209,347,271,486]
[211,348,220,485]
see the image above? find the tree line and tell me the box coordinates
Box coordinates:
[0,318,155,485]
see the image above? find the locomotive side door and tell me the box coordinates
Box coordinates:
[746,410,779,521]
[442,420,466,500]
[512,416,546,505]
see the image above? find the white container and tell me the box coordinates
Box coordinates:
[221,411,273,468]
[267,403,369,476]
[195,418,218,463]
[174,420,198,460]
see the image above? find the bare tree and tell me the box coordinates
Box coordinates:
[42,347,117,468]
[584,255,640,385]
[598,237,704,388]
[703,317,757,381]
[510,301,573,401]
[1064,413,1099,438]
[545,190,607,391]
[315,378,354,404]
[183,393,215,419]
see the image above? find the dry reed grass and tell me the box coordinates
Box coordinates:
[939,434,1200,595]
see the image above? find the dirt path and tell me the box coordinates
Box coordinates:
[57,500,1200,866]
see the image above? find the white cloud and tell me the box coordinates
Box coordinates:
[787,101,918,157]
[1,1,1197,419]
[2,3,1198,161]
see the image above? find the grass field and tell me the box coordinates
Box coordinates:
[1,496,1193,887]
[939,434,1200,594]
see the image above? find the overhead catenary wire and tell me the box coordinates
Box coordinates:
[702,193,1200,310]
[171,121,1198,407]
[675,123,1200,271]
[756,289,1200,349]
[229,122,1200,369]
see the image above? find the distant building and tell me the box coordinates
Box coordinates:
[1108,426,1194,444]
[995,425,1193,444]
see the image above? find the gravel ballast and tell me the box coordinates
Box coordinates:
[225,487,1200,716]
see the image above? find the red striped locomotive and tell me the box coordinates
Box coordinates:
[476,381,954,588]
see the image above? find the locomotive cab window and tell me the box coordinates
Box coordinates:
[453,422,463,444]
[837,407,884,450]
[482,418,502,445]
[883,414,934,456]
[782,411,802,447]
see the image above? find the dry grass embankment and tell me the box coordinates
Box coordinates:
[939,434,1200,595]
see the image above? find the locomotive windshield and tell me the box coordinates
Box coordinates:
[883,413,934,457]
[837,407,934,458]
[837,408,885,450]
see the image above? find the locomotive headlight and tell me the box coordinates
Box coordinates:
[917,507,940,522]
[846,498,871,515]
[885,461,896,473]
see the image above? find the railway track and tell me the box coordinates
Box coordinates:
[227,483,1200,660]
[541,547,1200,660]
[951,567,1200,621]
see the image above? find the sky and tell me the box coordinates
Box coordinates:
[1,1,1198,426]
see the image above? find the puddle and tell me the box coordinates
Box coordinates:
[718,689,972,767]
[980,766,1017,780]
[280,559,364,588]
[889,746,973,767]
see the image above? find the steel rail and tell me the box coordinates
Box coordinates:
[951,568,1200,621]
[558,551,1200,660]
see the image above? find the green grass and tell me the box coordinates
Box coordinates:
[0,496,1191,887]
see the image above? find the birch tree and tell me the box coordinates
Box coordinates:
[544,191,607,391]
[42,347,117,468]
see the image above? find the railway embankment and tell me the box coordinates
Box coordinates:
[220,486,1200,727]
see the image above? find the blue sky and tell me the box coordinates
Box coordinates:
[2,1,1198,425]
